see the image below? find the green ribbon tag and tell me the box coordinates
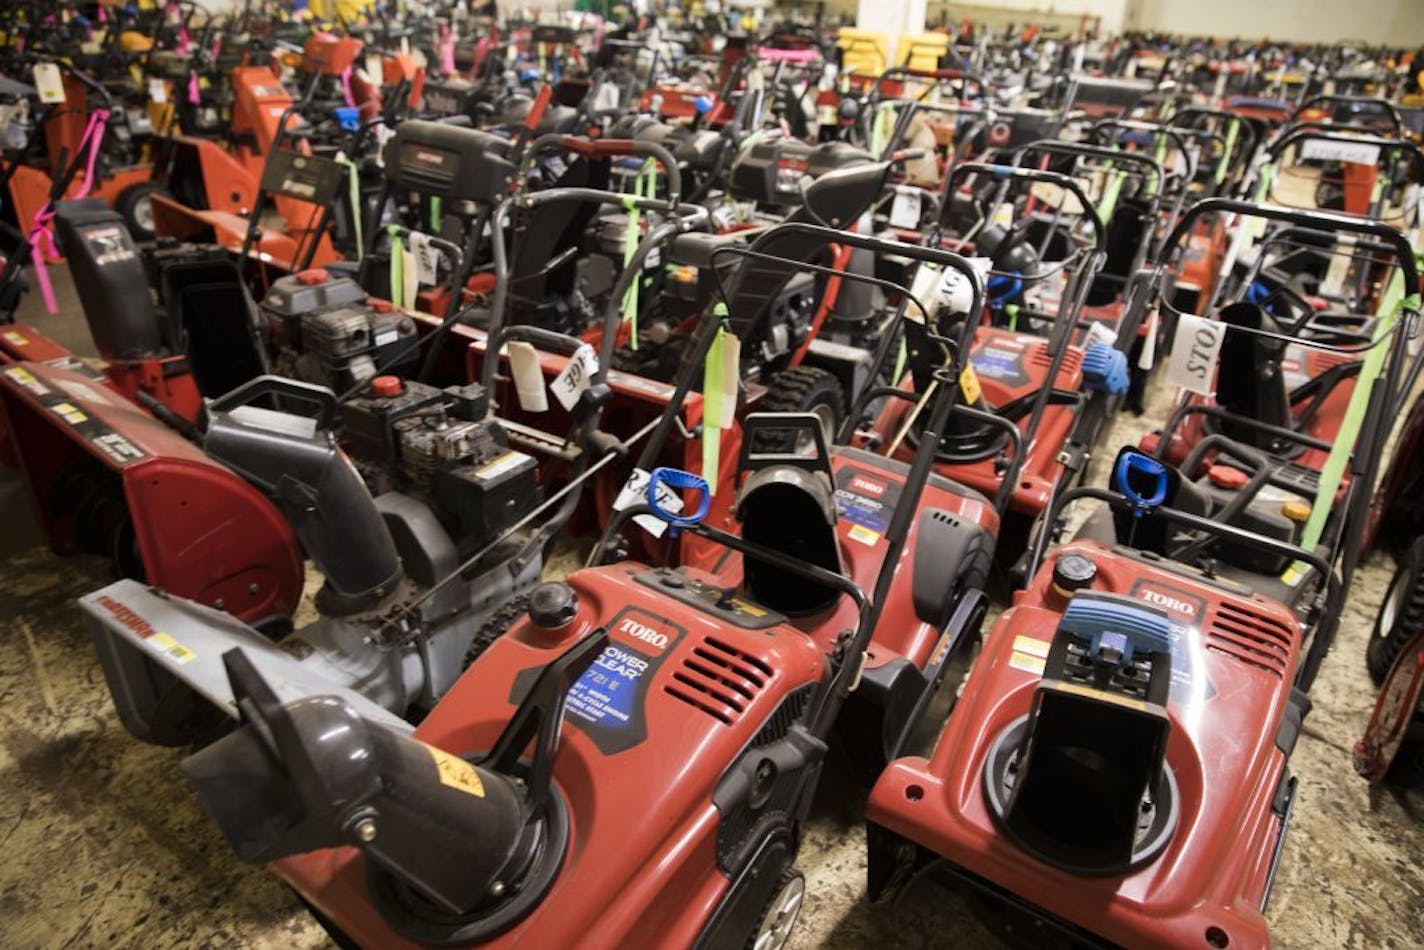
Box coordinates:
[337,154,362,260]
[387,225,404,308]
[621,159,657,351]
[1282,281,1421,582]
[1215,119,1239,186]
[702,314,728,496]
[430,195,442,232]
[1097,169,1127,221]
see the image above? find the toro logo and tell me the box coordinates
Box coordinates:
[1135,584,1199,618]
[850,475,887,497]
[617,615,673,653]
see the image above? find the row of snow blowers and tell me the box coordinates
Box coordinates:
[6,9,1424,948]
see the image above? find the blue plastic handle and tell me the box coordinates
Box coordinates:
[646,467,711,528]
[1114,451,1168,511]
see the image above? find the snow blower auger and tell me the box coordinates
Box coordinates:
[865,464,1342,949]
[163,227,992,950]
[76,180,694,746]
[861,162,1130,573]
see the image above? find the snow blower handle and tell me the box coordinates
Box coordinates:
[646,467,710,531]
[1114,450,1169,514]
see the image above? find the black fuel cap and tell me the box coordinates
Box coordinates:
[1052,553,1097,595]
[528,582,578,629]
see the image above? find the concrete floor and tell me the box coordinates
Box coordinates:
[1,266,1422,949]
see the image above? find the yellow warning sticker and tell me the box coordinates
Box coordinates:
[1011,635,1050,659]
[959,363,982,404]
[3,331,29,346]
[731,598,767,617]
[150,632,196,665]
[52,402,87,424]
[1053,681,1149,712]
[1008,650,1046,675]
[428,745,486,798]
[847,523,881,546]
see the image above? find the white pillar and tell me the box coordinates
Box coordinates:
[855,0,927,70]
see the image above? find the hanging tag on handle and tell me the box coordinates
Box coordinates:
[508,341,548,412]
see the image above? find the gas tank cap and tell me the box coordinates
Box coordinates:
[528,582,578,630]
[1052,552,1097,596]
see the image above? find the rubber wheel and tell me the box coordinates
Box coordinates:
[462,594,530,670]
[114,182,172,242]
[1366,537,1424,686]
[1384,726,1424,790]
[753,366,845,454]
[745,869,805,950]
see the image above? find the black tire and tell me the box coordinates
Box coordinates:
[114,182,172,242]
[462,594,530,670]
[753,366,845,454]
[1367,537,1424,686]
[743,868,805,950]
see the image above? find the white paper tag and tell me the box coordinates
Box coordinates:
[549,343,599,411]
[889,186,922,229]
[148,77,168,104]
[1300,138,1381,166]
[1319,234,1354,299]
[409,231,439,286]
[1083,319,1118,348]
[613,467,684,536]
[992,201,1014,229]
[366,53,384,83]
[33,64,66,104]
[508,341,548,412]
[1138,308,1159,370]
[401,246,418,307]
[1165,313,1225,395]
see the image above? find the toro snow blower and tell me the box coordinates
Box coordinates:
[90,227,994,948]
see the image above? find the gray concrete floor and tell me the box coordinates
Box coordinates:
[1,264,1422,949]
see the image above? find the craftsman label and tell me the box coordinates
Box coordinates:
[1165,314,1225,396]
[835,466,903,536]
[1128,579,1216,706]
[427,744,486,797]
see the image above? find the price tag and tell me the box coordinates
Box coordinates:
[549,343,599,411]
[1300,138,1381,166]
[992,201,1014,228]
[148,77,168,104]
[889,186,922,229]
[613,467,684,537]
[33,63,66,104]
[1165,313,1225,395]
[409,231,439,286]
[366,53,384,83]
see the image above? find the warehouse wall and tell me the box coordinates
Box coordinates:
[1124,0,1424,44]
